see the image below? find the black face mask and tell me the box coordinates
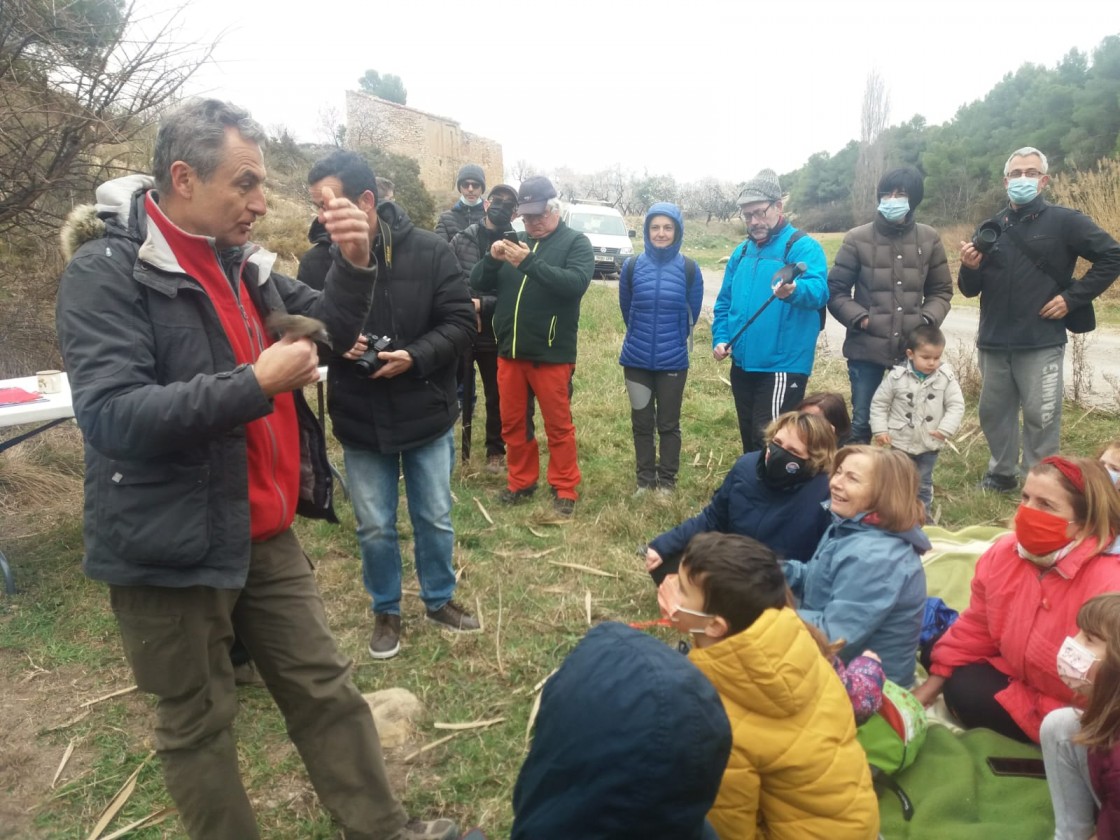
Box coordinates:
[757,442,814,490]
[486,203,514,229]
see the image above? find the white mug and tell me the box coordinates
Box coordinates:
[36,370,62,394]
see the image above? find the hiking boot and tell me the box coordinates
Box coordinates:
[553,497,575,517]
[427,600,481,633]
[498,484,536,504]
[368,613,401,660]
[978,472,1018,494]
[485,454,505,474]
[389,818,459,840]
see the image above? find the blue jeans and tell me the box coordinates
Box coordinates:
[343,428,457,615]
[1041,707,1098,840]
[910,449,939,517]
[847,360,888,445]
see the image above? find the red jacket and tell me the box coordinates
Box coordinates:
[930,533,1120,742]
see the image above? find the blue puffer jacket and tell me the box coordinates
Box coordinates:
[512,623,730,840]
[619,202,704,371]
[712,221,828,375]
[647,451,832,583]
[784,510,929,687]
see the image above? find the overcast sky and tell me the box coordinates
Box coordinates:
[150,0,1119,185]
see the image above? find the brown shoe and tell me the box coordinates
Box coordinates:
[485,454,505,474]
[369,613,401,660]
[426,599,481,633]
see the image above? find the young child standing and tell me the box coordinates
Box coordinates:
[671,532,879,840]
[870,324,964,515]
[1041,592,1120,840]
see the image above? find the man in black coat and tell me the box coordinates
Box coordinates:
[306,150,479,660]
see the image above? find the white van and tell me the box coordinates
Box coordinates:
[561,200,636,276]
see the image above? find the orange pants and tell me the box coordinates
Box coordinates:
[497,358,580,500]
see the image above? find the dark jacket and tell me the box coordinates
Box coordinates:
[618,202,704,371]
[1089,740,1120,840]
[648,451,832,583]
[512,622,731,840]
[296,218,331,290]
[435,199,485,242]
[327,201,475,454]
[56,175,374,589]
[449,221,499,351]
[827,213,953,366]
[470,219,594,363]
[958,195,1120,350]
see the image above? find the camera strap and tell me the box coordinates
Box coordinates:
[1001,222,1070,292]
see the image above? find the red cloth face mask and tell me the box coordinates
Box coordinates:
[1014,504,1073,556]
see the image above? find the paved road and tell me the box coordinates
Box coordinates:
[695,282,1120,410]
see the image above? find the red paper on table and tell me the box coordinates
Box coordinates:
[0,387,45,407]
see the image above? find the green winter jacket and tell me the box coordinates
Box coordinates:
[470,220,593,363]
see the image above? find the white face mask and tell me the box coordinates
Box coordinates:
[460,194,482,206]
[669,603,714,635]
[1056,635,1099,690]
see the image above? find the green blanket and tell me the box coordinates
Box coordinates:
[876,525,1055,838]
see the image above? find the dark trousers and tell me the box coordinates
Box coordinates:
[847,359,888,444]
[943,661,1033,743]
[109,529,406,839]
[729,366,808,453]
[461,347,506,459]
[624,367,688,488]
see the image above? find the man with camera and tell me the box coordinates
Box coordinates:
[959,146,1120,492]
[307,150,479,659]
[470,176,594,516]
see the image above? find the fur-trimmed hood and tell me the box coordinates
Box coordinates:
[60,174,154,260]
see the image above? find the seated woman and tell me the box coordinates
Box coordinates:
[784,445,929,687]
[915,456,1120,743]
[644,411,835,585]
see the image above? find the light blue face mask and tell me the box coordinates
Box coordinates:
[1107,466,1120,488]
[878,196,910,222]
[1007,177,1040,205]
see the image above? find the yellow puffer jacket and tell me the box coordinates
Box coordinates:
[690,608,879,840]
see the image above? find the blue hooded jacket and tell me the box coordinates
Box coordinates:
[512,622,730,840]
[712,221,828,375]
[619,202,704,371]
[784,510,930,687]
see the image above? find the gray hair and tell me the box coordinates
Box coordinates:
[545,197,562,215]
[153,99,267,192]
[1004,147,1049,176]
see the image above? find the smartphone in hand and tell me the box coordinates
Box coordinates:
[503,230,521,244]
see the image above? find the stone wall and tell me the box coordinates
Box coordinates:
[346,91,504,194]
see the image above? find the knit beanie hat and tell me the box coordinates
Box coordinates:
[457,163,486,190]
[736,169,782,205]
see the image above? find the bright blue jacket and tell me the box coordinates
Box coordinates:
[712,222,828,375]
[648,451,831,582]
[784,510,929,687]
[619,202,704,371]
[512,623,730,840]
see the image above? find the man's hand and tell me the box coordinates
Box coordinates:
[342,334,368,361]
[253,335,319,396]
[874,433,891,446]
[320,185,371,268]
[959,241,983,270]
[859,316,870,330]
[713,343,731,361]
[490,239,531,268]
[1040,295,1069,320]
[773,281,796,300]
[370,349,413,379]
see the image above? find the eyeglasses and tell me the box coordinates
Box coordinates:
[1008,169,1044,179]
[460,181,483,190]
[740,202,775,221]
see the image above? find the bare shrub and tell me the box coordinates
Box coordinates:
[1067,332,1094,406]
[946,338,982,401]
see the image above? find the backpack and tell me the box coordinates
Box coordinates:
[622,255,700,351]
[726,230,827,331]
[857,680,928,820]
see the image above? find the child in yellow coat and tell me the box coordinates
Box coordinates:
[671,532,879,840]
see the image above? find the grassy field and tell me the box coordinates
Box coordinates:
[3,265,1120,838]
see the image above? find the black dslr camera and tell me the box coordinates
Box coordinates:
[971,219,1003,255]
[354,333,393,376]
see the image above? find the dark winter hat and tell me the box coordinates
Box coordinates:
[877,166,924,209]
[736,168,782,205]
[488,183,519,203]
[517,176,558,215]
[457,163,486,190]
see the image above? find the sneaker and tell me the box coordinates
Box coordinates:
[978,473,1018,494]
[553,497,575,517]
[369,613,402,660]
[498,484,536,504]
[655,485,675,498]
[391,818,459,840]
[485,454,505,474]
[426,600,481,633]
[632,486,652,498]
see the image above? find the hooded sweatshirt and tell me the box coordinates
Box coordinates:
[512,622,731,840]
[619,202,704,371]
